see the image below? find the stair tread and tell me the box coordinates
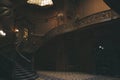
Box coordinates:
[15,62,38,80]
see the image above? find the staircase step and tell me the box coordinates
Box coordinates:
[15,62,38,80]
[16,75,38,80]
[16,74,38,78]
[16,73,38,77]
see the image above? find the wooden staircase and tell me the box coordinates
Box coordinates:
[15,63,38,80]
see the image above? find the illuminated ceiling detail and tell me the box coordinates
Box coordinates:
[27,0,53,6]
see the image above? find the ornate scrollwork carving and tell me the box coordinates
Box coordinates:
[74,10,117,27]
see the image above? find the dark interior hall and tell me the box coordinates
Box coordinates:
[0,0,120,80]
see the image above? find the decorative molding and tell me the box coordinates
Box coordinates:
[74,10,119,27]
[45,10,120,39]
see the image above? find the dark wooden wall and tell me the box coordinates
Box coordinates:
[34,19,120,76]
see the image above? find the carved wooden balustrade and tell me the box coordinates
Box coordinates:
[45,10,120,39]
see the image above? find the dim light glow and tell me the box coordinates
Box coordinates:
[99,45,104,50]
[14,28,19,32]
[12,28,19,33]
[0,30,6,36]
[27,0,53,6]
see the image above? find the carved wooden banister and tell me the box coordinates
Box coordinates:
[45,10,120,39]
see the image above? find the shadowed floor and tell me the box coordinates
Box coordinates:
[36,71,120,80]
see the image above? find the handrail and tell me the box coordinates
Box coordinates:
[16,42,31,63]
[0,36,31,63]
